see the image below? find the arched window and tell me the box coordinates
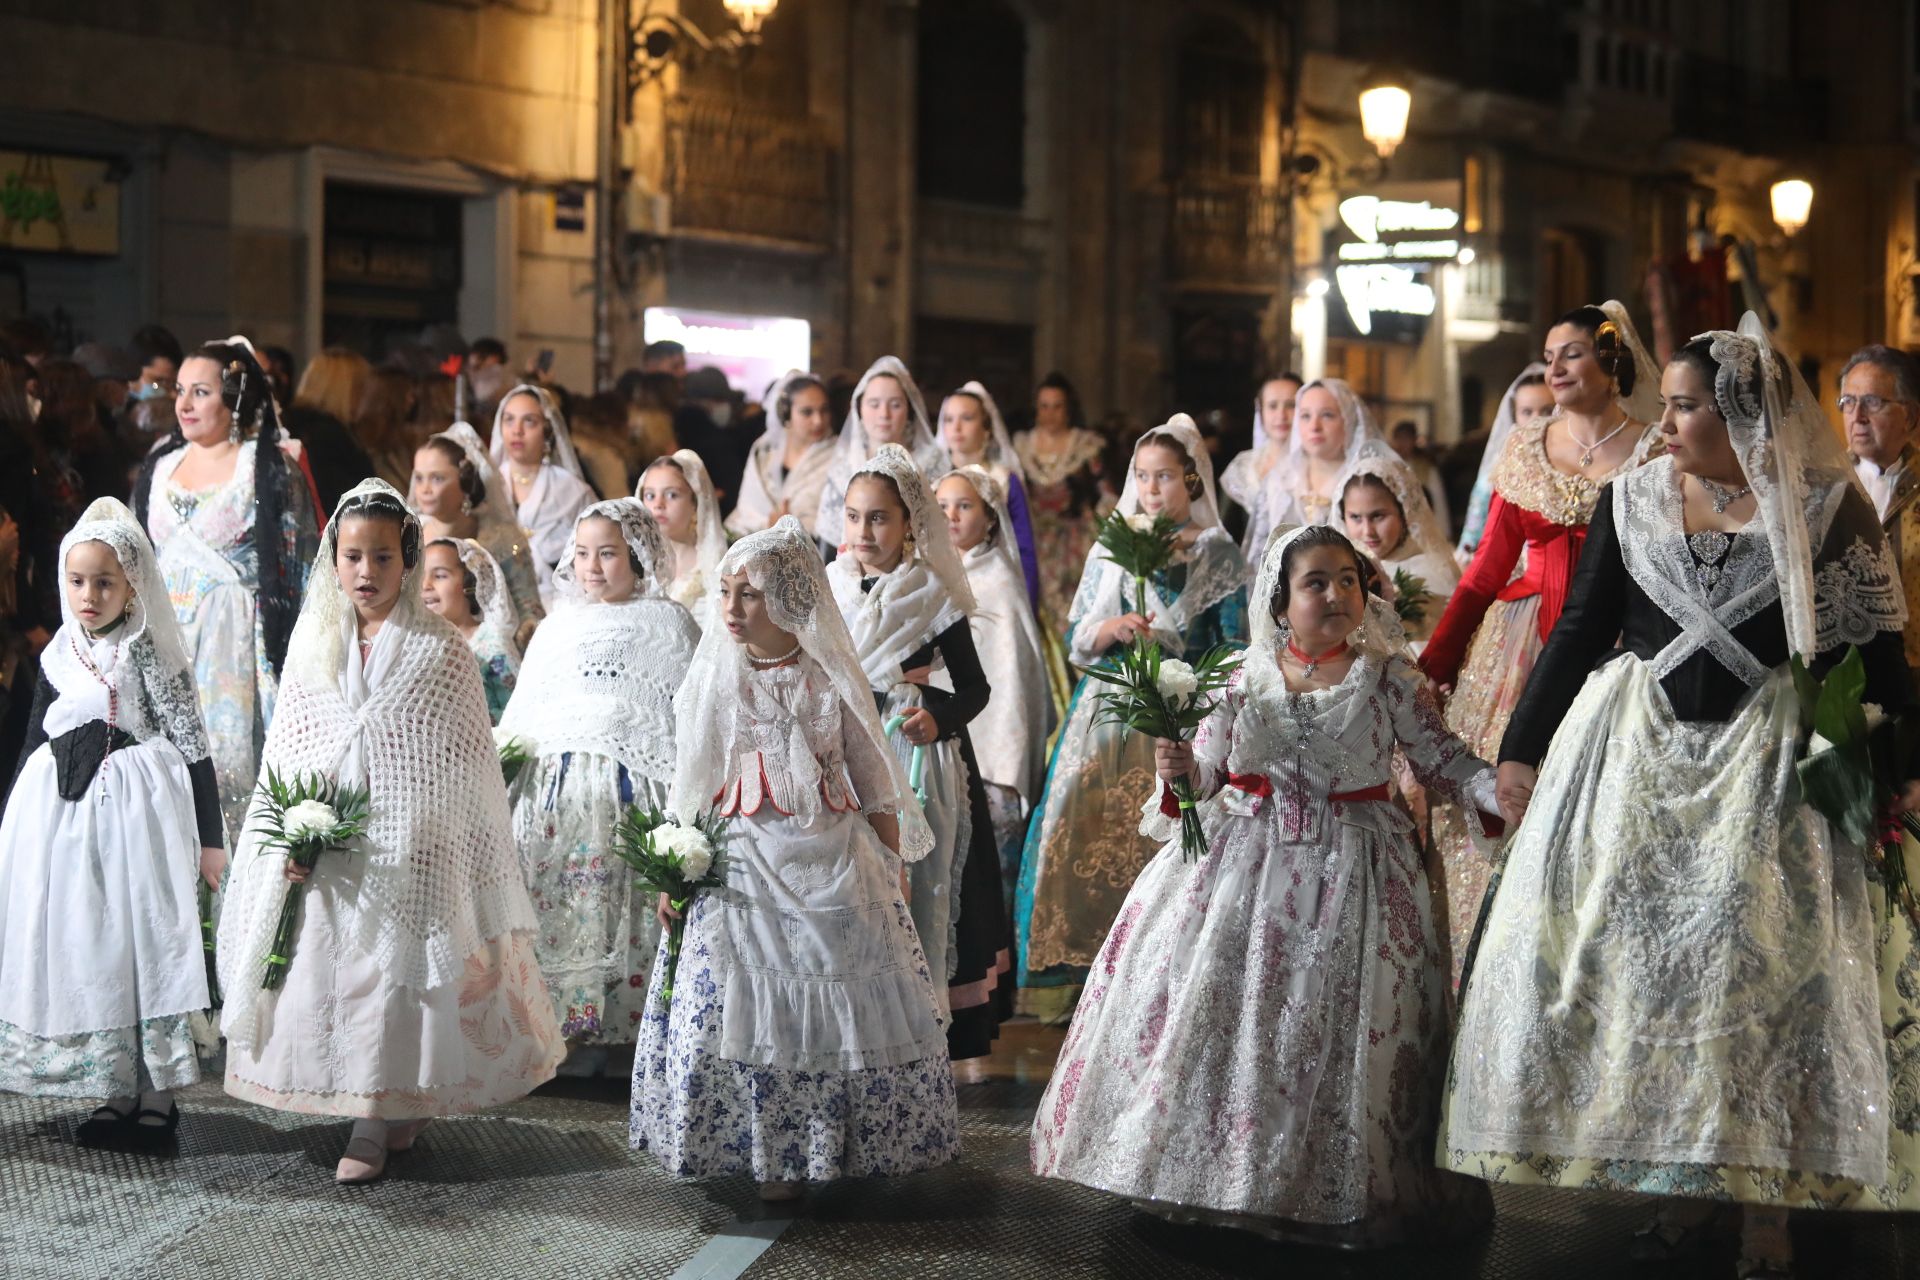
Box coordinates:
[916,0,1026,208]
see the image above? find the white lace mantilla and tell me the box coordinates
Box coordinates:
[497,596,698,785]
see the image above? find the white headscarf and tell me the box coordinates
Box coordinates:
[1066,415,1246,646]
[817,357,943,547]
[550,497,676,604]
[428,535,523,675]
[1263,377,1383,529]
[429,421,520,531]
[1328,446,1462,595]
[640,449,729,623]
[1473,362,1548,509]
[940,380,1025,482]
[488,384,586,481]
[1246,524,1410,697]
[1597,299,1664,427]
[671,517,936,861]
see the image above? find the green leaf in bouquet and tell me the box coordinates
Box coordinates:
[1391,568,1430,627]
[1811,646,1869,755]
[1798,745,1879,849]
[1787,653,1822,741]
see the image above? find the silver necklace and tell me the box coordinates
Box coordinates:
[748,641,802,667]
[1696,474,1752,514]
[1565,414,1631,468]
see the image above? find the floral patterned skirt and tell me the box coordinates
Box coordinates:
[513,752,666,1044]
[0,1013,199,1098]
[1429,594,1542,992]
[629,811,959,1182]
[1032,808,1485,1245]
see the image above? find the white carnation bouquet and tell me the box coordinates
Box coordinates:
[250,768,372,989]
[494,726,536,787]
[1083,640,1240,862]
[611,805,730,1008]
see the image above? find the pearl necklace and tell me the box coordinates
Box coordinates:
[748,641,802,667]
[1565,414,1631,469]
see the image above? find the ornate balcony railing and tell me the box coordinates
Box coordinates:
[1167,177,1287,291]
[664,94,833,248]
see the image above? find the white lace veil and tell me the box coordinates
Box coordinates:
[1599,299,1664,426]
[550,497,675,602]
[818,357,943,546]
[1281,376,1383,478]
[1329,446,1462,592]
[429,421,519,530]
[640,448,729,591]
[58,497,192,676]
[1474,362,1548,500]
[429,535,521,661]
[759,368,808,447]
[285,479,427,686]
[1701,311,1893,658]
[670,516,935,861]
[1114,413,1225,531]
[941,380,1025,481]
[1247,524,1411,690]
[846,443,977,616]
[488,383,585,481]
[942,464,1021,581]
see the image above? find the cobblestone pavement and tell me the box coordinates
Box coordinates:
[1,1026,1913,1279]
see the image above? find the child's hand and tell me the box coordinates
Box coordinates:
[199,846,226,891]
[1496,761,1537,829]
[1154,738,1194,784]
[282,858,312,885]
[896,707,939,745]
[1101,613,1153,649]
[656,891,683,931]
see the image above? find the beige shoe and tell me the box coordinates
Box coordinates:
[385,1119,430,1152]
[335,1135,389,1184]
[757,1179,806,1202]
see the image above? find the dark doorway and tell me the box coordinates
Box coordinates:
[912,316,1034,431]
[1171,304,1262,458]
[322,183,462,361]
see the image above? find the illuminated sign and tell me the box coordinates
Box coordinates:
[1336,196,1460,263]
[1335,264,1435,337]
[642,307,811,397]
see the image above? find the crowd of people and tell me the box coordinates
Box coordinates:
[1,302,1917,1278]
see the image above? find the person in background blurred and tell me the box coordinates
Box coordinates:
[351,366,420,491]
[261,346,296,408]
[413,371,458,438]
[33,360,125,504]
[129,326,182,405]
[1,319,52,376]
[1390,419,1453,539]
[1013,371,1108,625]
[567,391,641,498]
[468,336,510,426]
[641,339,686,387]
[67,344,142,500]
[284,347,376,514]
[621,370,680,471]
[674,366,756,515]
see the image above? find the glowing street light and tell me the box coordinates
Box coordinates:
[1770,178,1813,237]
[1359,77,1412,159]
[722,0,779,34]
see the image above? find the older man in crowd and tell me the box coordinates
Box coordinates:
[1844,343,1920,670]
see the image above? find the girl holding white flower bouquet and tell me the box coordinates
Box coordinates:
[1443,320,1920,1279]
[829,445,1009,1062]
[1330,448,1460,652]
[631,517,959,1200]
[1014,416,1247,1019]
[497,499,699,1069]
[0,499,224,1148]
[219,479,562,1185]
[1033,524,1500,1247]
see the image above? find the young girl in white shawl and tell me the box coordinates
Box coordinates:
[815,357,946,553]
[726,371,838,539]
[219,480,563,1184]
[419,536,522,722]
[1261,377,1383,534]
[498,499,699,1068]
[1014,417,1248,1020]
[0,499,223,1148]
[1033,525,1498,1247]
[935,466,1055,912]
[413,422,545,646]
[637,449,728,634]
[830,445,1010,1060]
[488,385,597,607]
[1331,448,1462,651]
[937,381,1041,610]
[1218,373,1302,566]
[630,517,958,1200]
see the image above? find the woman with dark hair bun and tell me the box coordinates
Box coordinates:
[1417,302,1664,990]
[133,338,319,846]
[1014,371,1109,623]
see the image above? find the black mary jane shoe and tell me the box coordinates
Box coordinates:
[124,1102,181,1149]
[74,1102,136,1148]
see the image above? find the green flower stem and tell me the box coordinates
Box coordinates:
[1173,776,1207,863]
[658,895,693,1009]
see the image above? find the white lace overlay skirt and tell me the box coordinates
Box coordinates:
[1443,656,1890,1187]
[629,807,958,1181]
[1030,802,1473,1242]
[223,853,563,1119]
[0,740,209,1095]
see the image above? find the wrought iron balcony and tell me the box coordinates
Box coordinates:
[664,94,833,248]
[1166,176,1287,292]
